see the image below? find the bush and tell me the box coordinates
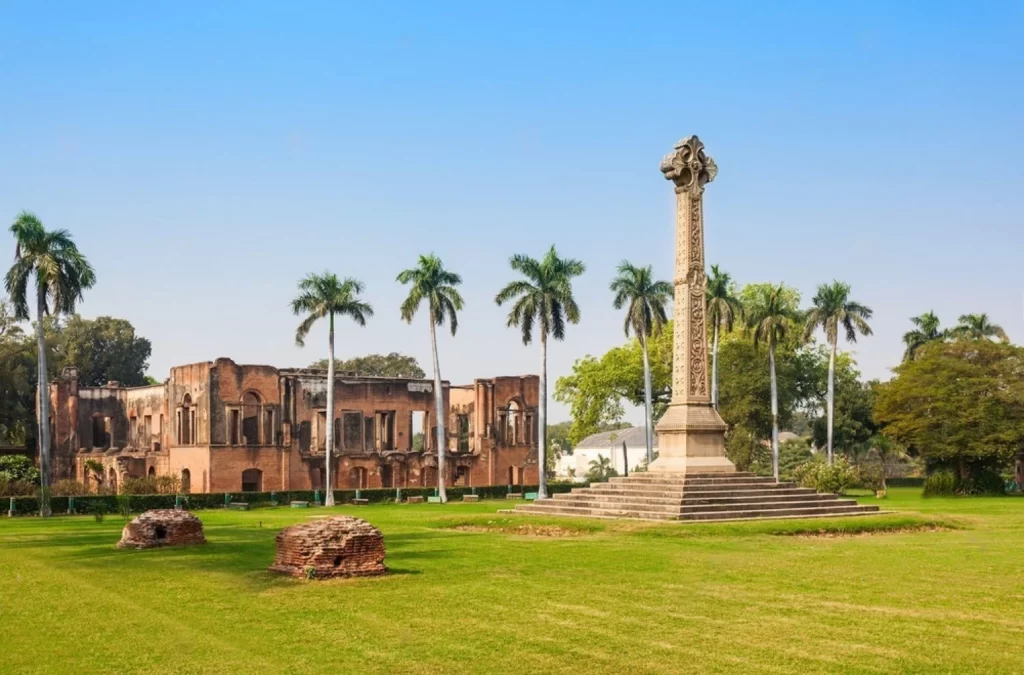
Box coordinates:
[51,480,91,496]
[0,477,36,496]
[923,470,957,497]
[856,463,885,492]
[792,455,857,494]
[0,455,39,484]
[779,439,813,481]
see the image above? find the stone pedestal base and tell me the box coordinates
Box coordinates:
[650,402,735,474]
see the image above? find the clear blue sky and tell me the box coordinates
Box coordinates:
[2,2,1022,423]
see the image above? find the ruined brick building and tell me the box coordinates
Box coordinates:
[47,359,540,493]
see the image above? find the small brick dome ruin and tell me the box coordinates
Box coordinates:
[117,509,207,549]
[269,516,387,579]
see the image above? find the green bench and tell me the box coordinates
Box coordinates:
[524,492,538,501]
[427,496,442,504]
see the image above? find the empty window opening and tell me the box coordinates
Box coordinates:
[92,416,111,449]
[332,556,342,568]
[298,421,311,453]
[143,415,152,446]
[421,466,437,488]
[343,412,362,451]
[364,417,374,451]
[148,466,156,477]
[375,412,396,451]
[317,411,328,452]
[310,467,322,490]
[349,466,368,489]
[411,411,426,451]
[241,468,263,492]
[155,525,167,540]
[507,465,515,486]
[496,412,507,444]
[181,469,191,493]
[230,409,240,445]
[264,409,275,446]
[457,414,470,452]
[456,465,470,486]
[129,416,138,448]
[380,464,393,489]
[242,392,261,445]
[507,400,521,445]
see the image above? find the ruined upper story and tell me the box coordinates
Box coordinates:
[50,358,540,457]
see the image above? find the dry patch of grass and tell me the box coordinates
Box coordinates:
[436,516,601,537]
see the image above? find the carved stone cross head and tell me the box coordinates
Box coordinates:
[660,135,717,192]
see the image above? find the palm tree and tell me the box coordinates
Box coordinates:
[706,264,743,411]
[291,273,373,507]
[496,246,585,499]
[610,261,671,466]
[5,211,96,516]
[587,455,616,482]
[397,254,464,504]
[952,313,1009,343]
[745,283,798,481]
[803,281,873,466]
[902,311,945,361]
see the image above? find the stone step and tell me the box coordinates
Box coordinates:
[681,503,879,521]
[553,492,686,505]
[582,486,686,497]
[682,481,798,493]
[680,497,848,514]
[682,492,838,506]
[684,477,780,486]
[515,503,680,521]
[544,499,685,514]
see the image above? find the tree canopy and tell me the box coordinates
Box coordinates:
[54,315,152,387]
[875,339,1024,476]
[309,352,425,379]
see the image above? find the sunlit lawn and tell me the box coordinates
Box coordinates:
[2,488,1022,674]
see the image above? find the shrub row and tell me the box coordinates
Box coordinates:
[4,482,586,516]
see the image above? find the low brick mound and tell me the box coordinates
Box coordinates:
[117,509,207,549]
[269,516,387,580]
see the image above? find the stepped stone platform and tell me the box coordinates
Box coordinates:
[512,472,880,522]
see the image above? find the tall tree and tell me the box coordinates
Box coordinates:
[745,283,800,480]
[952,313,1009,343]
[902,311,946,361]
[55,315,152,386]
[291,273,372,507]
[308,352,425,379]
[706,264,744,411]
[803,281,873,465]
[496,246,585,499]
[609,261,671,466]
[5,212,95,516]
[397,254,464,504]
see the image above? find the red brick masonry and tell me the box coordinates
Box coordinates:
[117,509,207,549]
[269,516,387,579]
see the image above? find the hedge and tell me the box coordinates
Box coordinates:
[4,481,588,516]
[885,477,925,488]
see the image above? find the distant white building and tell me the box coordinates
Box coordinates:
[555,426,654,482]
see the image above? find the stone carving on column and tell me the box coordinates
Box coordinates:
[650,136,734,474]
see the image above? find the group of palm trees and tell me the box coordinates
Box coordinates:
[704,271,873,480]
[7,208,1014,515]
[292,246,586,503]
[901,311,1009,361]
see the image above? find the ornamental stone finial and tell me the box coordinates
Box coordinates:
[660,135,718,191]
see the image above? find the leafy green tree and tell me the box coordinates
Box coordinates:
[5,212,95,516]
[0,298,34,445]
[397,254,464,504]
[496,246,585,499]
[810,360,877,456]
[586,455,618,482]
[952,313,1009,343]
[744,283,801,480]
[54,315,152,386]
[902,311,946,361]
[554,323,672,445]
[875,340,1024,479]
[0,454,39,483]
[803,281,873,465]
[309,352,425,379]
[610,261,671,466]
[706,264,743,410]
[292,273,373,506]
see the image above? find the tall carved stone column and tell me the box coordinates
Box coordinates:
[650,136,735,474]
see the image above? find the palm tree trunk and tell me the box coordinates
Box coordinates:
[769,340,779,482]
[538,329,548,499]
[826,337,836,466]
[36,289,52,517]
[324,312,335,507]
[640,332,654,466]
[429,315,447,503]
[712,323,720,410]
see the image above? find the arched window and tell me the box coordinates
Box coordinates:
[241,392,261,445]
[507,400,521,445]
[147,466,156,478]
[181,469,191,494]
[178,394,194,445]
[241,468,263,492]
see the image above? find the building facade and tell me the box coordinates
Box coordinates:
[48,358,539,494]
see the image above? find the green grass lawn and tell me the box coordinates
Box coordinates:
[2,489,1023,674]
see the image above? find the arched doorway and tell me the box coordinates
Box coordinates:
[310,467,322,491]
[507,400,521,445]
[241,468,263,492]
[380,465,393,489]
[179,394,193,445]
[181,469,191,494]
[421,466,437,488]
[241,392,261,445]
[148,466,156,478]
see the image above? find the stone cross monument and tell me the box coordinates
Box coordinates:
[650,136,735,474]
